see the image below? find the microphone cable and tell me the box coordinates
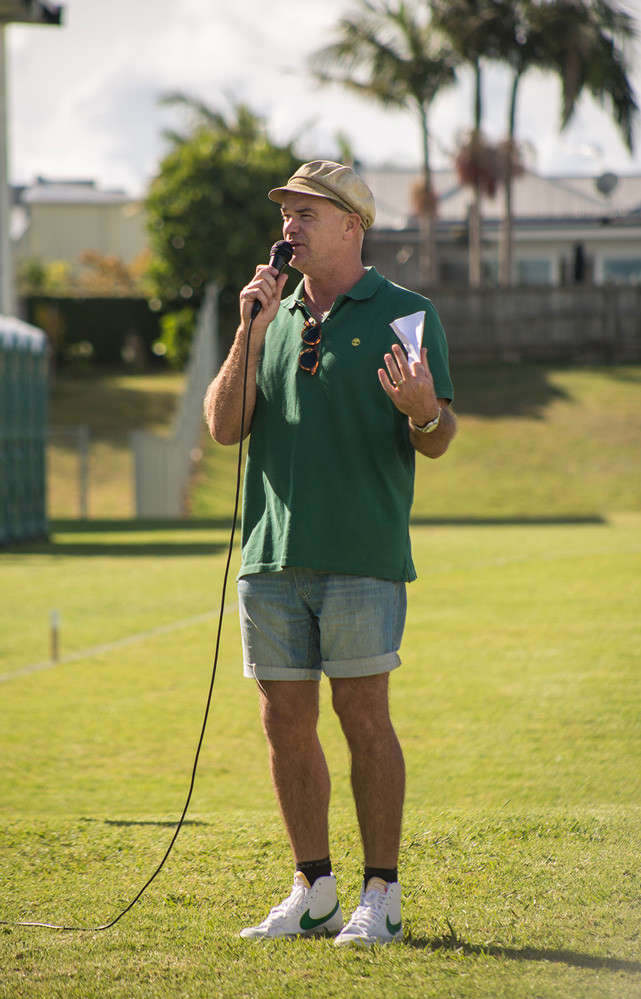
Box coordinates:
[0,312,258,934]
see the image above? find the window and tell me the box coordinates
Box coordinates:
[516,258,552,285]
[601,258,641,284]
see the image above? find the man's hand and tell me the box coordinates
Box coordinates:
[378,344,439,427]
[378,343,457,458]
[240,263,289,331]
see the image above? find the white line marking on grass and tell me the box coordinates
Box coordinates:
[0,604,238,684]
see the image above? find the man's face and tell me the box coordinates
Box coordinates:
[280,192,356,275]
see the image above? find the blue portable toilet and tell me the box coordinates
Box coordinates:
[0,317,49,545]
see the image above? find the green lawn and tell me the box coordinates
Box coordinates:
[1,364,640,998]
[191,364,641,520]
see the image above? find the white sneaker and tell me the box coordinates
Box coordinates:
[240,872,343,939]
[334,877,402,947]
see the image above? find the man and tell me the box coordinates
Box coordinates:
[204,160,456,946]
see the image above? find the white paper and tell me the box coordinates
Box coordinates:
[390,311,425,364]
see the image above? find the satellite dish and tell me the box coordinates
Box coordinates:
[596,172,618,196]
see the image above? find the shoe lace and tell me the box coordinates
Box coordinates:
[347,889,386,932]
[268,883,306,921]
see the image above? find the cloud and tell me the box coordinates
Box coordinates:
[7,0,641,192]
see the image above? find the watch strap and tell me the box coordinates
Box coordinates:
[409,408,441,434]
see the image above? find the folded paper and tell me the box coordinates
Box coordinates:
[390,311,426,364]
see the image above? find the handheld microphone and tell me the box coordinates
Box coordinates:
[250,240,294,319]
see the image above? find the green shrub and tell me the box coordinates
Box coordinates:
[158,306,197,369]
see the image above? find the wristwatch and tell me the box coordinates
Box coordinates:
[409,408,441,434]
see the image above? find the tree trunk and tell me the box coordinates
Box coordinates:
[499,76,519,288]
[417,111,437,289]
[498,178,513,287]
[418,210,437,288]
[469,63,483,288]
[469,189,481,288]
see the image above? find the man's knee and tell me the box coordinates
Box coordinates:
[259,680,320,744]
[330,674,392,742]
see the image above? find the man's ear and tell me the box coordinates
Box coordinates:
[344,212,363,239]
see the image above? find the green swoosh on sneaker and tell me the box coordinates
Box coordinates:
[299,901,340,931]
[386,915,402,935]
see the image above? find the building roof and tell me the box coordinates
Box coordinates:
[361,167,641,231]
[20,179,132,206]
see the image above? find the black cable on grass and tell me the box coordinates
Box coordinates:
[0,316,256,933]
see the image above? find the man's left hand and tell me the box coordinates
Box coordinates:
[378,344,440,427]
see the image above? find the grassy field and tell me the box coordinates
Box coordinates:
[191,363,641,520]
[1,364,640,998]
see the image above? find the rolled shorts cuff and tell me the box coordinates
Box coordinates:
[244,650,401,682]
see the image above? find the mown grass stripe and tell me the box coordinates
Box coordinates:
[0,604,238,684]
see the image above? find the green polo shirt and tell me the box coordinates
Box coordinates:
[239,267,453,582]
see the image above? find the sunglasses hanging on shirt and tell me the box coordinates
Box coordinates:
[299,318,322,375]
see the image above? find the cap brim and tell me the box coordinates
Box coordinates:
[268,181,339,206]
[268,180,369,229]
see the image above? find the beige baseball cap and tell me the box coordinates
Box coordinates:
[268,160,376,230]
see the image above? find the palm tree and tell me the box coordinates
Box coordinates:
[489,1,545,286]
[533,0,638,145]
[429,0,515,286]
[495,0,638,286]
[310,0,458,287]
[159,91,268,145]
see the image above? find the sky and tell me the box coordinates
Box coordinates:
[7,0,641,197]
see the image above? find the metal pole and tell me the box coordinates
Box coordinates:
[0,25,13,317]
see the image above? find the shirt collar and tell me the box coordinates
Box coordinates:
[281,266,384,314]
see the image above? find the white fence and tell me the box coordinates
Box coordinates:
[131,285,219,517]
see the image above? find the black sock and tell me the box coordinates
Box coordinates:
[296,857,332,887]
[364,866,398,887]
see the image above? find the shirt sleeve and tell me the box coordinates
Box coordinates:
[424,300,454,402]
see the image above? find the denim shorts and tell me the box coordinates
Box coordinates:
[238,567,407,681]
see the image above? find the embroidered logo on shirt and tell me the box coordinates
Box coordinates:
[352,338,361,346]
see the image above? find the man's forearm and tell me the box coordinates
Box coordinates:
[205,260,288,445]
[204,325,261,445]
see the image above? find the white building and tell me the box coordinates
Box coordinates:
[361,167,641,288]
[12,177,147,274]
